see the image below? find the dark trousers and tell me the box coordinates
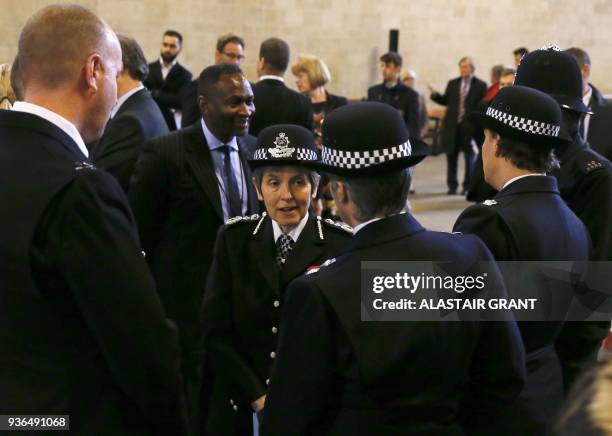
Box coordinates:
[447,122,476,191]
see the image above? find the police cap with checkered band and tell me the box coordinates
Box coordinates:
[318,101,430,175]
[249,124,319,169]
[470,85,571,148]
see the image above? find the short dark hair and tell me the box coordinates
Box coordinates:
[513,47,529,56]
[458,56,475,71]
[380,52,402,67]
[329,169,411,221]
[117,35,148,82]
[566,47,591,69]
[495,134,559,173]
[217,33,245,52]
[197,63,243,97]
[500,67,516,77]
[259,38,290,73]
[164,30,183,45]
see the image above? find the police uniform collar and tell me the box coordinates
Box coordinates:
[347,213,425,252]
[272,212,309,244]
[496,175,559,199]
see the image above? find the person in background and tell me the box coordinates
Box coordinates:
[201,124,351,435]
[402,69,429,139]
[368,51,420,138]
[91,35,169,193]
[0,64,16,110]
[499,67,516,89]
[483,64,504,101]
[182,33,246,128]
[513,47,529,68]
[143,29,192,131]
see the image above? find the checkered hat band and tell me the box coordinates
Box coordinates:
[321,141,412,169]
[252,147,318,161]
[486,107,560,137]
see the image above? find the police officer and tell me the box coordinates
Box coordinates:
[514,45,612,390]
[201,124,352,435]
[454,85,591,435]
[261,102,526,435]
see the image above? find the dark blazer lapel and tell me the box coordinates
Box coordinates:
[185,123,224,220]
[237,138,259,214]
[149,61,163,86]
[280,216,326,289]
[250,216,280,293]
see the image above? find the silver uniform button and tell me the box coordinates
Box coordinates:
[230,399,234,405]
[271,326,278,334]
[270,351,276,359]
[233,405,238,411]
[273,300,280,308]
[266,378,270,385]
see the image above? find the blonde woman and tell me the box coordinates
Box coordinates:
[0,64,16,110]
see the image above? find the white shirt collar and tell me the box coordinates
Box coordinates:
[501,173,545,191]
[111,85,144,119]
[259,75,284,83]
[13,101,89,158]
[200,118,238,151]
[353,211,408,235]
[272,212,309,243]
[583,85,593,106]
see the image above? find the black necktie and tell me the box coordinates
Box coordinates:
[220,145,242,217]
[276,234,294,268]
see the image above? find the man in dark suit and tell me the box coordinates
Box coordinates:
[261,102,525,435]
[368,52,420,137]
[430,57,487,194]
[566,47,612,160]
[514,47,612,390]
[129,63,259,421]
[454,85,591,435]
[0,5,188,434]
[91,35,168,193]
[249,37,313,136]
[143,30,192,131]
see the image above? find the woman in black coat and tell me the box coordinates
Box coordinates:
[201,124,352,435]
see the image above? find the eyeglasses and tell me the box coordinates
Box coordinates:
[222,52,245,61]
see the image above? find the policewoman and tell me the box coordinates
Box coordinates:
[201,124,352,435]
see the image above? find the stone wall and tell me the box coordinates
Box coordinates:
[2,0,611,99]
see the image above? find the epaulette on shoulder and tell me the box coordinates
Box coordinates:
[482,199,498,207]
[225,213,261,226]
[575,149,608,175]
[322,217,353,233]
[74,161,96,171]
[585,159,605,174]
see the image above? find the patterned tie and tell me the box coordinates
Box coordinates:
[458,77,469,123]
[276,234,294,268]
[220,145,242,218]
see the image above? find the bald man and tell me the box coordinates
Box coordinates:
[0,5,189,434]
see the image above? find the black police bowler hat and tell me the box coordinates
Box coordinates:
[514,45,592,114]
[249,124,319,169]
[470,85,571,148]
[318,102,430,175]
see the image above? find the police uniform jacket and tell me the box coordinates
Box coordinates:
[367,81,420,138]
[262,213,526,436]
[201,212,352,435]
[0,110,188,435]
[454,175,591,435]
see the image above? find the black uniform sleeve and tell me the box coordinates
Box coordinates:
[261,278,338,436]
[128,140,172,259]
[91,115,144,192]
[38,169,189,435]
[405,89,421,138]
[201,228,267,405]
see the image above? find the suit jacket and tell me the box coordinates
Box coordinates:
[585,84,612,160]
[128,122,259,383]
[0,110,188,435]
[201,213,352,435]
[180,79,201,128]
[454,175,591,435]
[262,214,526,436]
[431,76,487,152]
[143,60,192,130]
[91,88,169,192]
[249,78,313,136]
[367,81,421,137]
